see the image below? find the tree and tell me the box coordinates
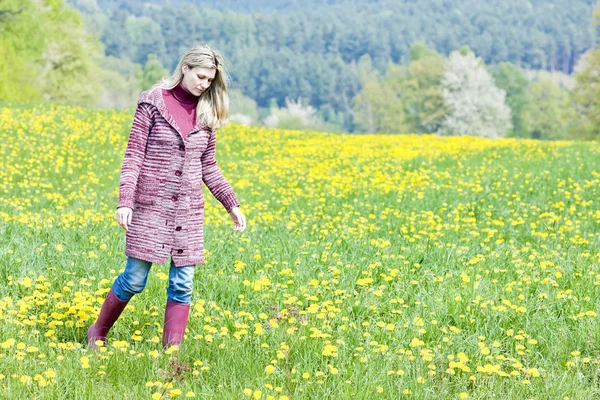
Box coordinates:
[41,2,105,105]
[384,43,448,134]
[135,54,168,91]
[521,79,572,140]
[439,51,512,138]
[67,0,598,129]
[101,9,131,58]
[572,48,600,139]
[351,78,405,133]
[409,41,439,61]
[350,55,407,133]
[0,41,41,102]
[491,62,529,137]
[0,0,46,102]
[125,16,166,64]
[0,0,104,105]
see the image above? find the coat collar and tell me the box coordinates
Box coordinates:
[138,86,206,141]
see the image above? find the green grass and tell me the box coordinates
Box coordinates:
[1,103,600,399]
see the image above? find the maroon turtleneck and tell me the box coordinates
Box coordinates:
[162,82,199,138]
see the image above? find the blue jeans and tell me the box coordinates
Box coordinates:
[112,256,195,304]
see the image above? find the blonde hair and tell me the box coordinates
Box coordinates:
[158,44,230,130]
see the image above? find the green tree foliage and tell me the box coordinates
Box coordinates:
[573,48,600,139]
[41,1,104,104]
[1,0,104,105]
[66,0,107,32]
[0,40,41,102]
[350,56,406,134]
[100,10,132,58]
[1,0,46,61]
[5,0,598,137]
[521,79,573,140]
[135,54,169,91]
[350,43,446,134]
[388,43,448,134]
[409,42,439,61]
[125,16,166,65]
[491,62,529,138]
[95,55,142,108]
[68,0,598,131]
[351,76,406,134]
[1,0,46,102]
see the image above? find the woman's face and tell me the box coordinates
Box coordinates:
[181,65,216,96]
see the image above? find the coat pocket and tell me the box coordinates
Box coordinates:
[134,178,159,205]
[134,191,156,205]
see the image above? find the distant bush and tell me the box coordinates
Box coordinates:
[264,98,343,132]
[229,90,259,126]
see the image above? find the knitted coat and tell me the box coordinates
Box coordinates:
[117,86,241,266]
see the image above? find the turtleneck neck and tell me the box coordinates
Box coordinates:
[162,82,199,137]
[171,81,198,105]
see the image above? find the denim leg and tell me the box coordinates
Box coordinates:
[166,258,195,304]
[112,256,152,301]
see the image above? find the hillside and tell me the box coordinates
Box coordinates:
[2,103,600,398]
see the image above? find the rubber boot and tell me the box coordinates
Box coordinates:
[87,287,129,349]
[162,300,191,349]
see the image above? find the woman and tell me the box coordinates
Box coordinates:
[87,45,246,350]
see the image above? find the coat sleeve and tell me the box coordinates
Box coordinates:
[200,129,241,213]
[117,103,153,209]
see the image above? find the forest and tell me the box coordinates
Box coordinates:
[2,0,600,137]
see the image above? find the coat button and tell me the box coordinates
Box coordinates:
[177,249,183,254]
[171,195,178,201]
[175,170,182,176]
[179,145,185,151]
[175,226,182,231]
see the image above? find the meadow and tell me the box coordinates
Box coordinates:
[1,103,600,399]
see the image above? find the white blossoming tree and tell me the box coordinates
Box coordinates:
[439,50,512,138]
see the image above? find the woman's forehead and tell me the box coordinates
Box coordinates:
[190,66,216,78]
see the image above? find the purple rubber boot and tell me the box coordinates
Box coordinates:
[162,300,191,349]
[87,288,129,349]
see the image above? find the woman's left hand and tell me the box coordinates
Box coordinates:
[228,207,246,232]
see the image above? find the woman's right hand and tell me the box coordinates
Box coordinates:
[116,207,133,232]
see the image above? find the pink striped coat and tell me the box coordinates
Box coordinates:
[117,87,240,266]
